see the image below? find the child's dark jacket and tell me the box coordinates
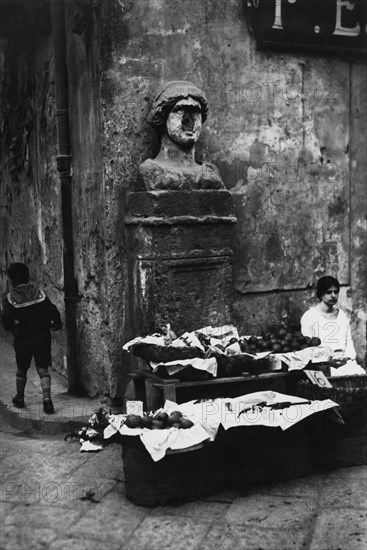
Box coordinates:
[1,283,62,338]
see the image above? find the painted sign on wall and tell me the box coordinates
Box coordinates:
[247,0,367,55]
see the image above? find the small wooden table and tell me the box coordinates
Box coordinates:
[129,370,296,410]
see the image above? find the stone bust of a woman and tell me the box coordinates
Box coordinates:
[138,80,224,191]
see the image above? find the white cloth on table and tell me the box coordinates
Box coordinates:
[150,356,218,377]
[330,359,365,377]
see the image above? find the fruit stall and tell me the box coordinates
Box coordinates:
[123,324,327,409]
[113,324,367,507]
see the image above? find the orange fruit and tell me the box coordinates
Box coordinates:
[154,412,169,426]
[140,415,153,429]
[180,418,194,429]
[152,419,165,430]
[125,414,143,428]
[167,411,183,425]
[309,337,321,347]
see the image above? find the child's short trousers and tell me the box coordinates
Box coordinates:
[14,331,52,374]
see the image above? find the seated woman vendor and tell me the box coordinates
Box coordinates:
[301,276,365,377]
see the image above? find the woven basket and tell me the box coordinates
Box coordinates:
[121,436,225,507]
[220,423,312,488]
[297,374,367,430]
[296,376,367,471]
[297,375,367,408]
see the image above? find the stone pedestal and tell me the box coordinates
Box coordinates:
[124,190,237,337]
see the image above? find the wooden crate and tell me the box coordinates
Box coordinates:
[130,370,291,411]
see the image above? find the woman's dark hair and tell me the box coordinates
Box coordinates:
[7,263,30,286]
[316,276,340,300]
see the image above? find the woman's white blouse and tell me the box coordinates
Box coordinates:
[300,307,356,360]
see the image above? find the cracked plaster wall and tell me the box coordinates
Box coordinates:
[0,34,65,373]
[101,0,366,367]
[1,0,365,399]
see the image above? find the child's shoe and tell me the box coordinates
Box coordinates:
[43,399,55,414]
[12,395,25,408]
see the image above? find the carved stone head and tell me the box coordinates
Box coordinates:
[148,80,208,146]
[138,81,224,190]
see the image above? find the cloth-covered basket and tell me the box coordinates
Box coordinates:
[219,423,312,488]
[121,435,225,507]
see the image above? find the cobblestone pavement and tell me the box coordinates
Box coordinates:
[1,418,367,550]
[1,335,366,549]
[0,337,103,435]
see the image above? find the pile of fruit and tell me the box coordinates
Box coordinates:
[195,328,321,357]
[125,410,194,430]
[238,328,321,355]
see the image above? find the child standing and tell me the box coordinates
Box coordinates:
[1,263,62,414]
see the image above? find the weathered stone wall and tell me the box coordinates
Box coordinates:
[64,11,112,396]
[0,31,65,373]
[1,0,365,400]
[99,0,366,366]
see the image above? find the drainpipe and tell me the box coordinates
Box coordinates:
[49,0,81,393]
